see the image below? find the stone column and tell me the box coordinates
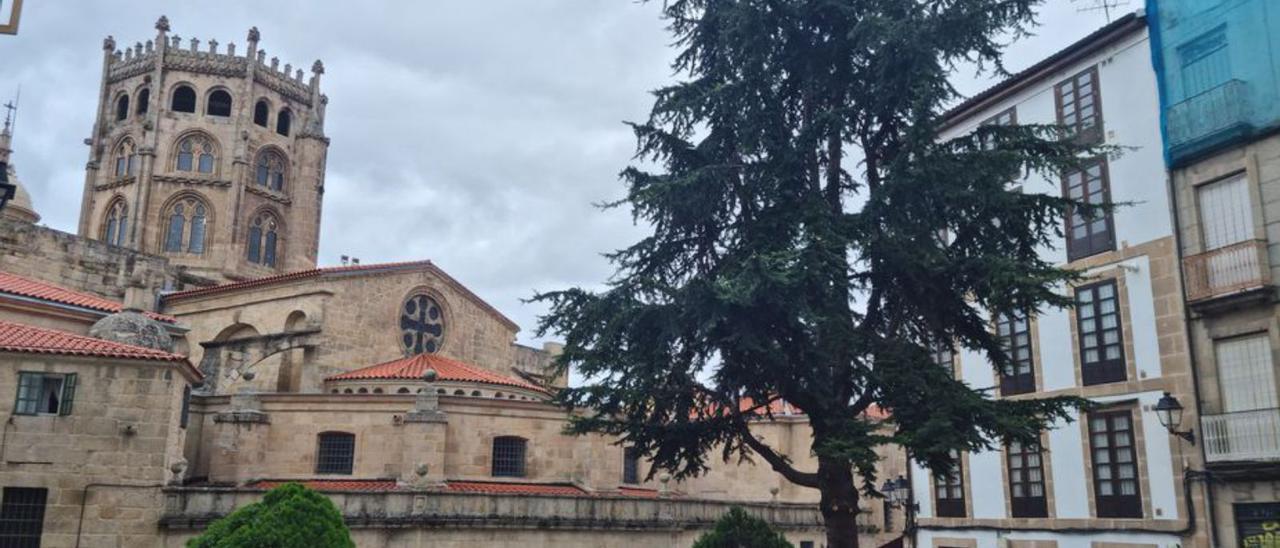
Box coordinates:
[399,369,447,488]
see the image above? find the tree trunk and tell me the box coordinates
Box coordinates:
[818,456,861,548]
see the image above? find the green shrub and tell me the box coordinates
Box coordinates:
[187,482,354,548]
[692,507,794,548]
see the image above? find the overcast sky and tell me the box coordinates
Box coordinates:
[0,1,1116,346]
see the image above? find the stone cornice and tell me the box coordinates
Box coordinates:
[253,70,312,106]
[94,176,137,192]
[162,49,248,80]
[245,184,292,205]
[153,174,233,188]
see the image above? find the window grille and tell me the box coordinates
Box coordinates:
[492,436,527,478]
[1076,280,1126,385]
[315,432,355,475]
[0,487,46,548]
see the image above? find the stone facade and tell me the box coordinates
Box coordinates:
[1169,131,1280,547]
[77,18,328,284]
[0,351,198,548]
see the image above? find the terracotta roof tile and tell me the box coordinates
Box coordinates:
[0,271,176,323]
[0,320,194,370]
[445,481,587,496]
[162,260,517,330]
[247,479,401,492]
[326,353,548,394]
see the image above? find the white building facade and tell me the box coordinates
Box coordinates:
[909,12,1208,548]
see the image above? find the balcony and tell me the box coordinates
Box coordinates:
[1166,79,1254,164]
[1203,408,1280,463]
[1182,239,1270,306]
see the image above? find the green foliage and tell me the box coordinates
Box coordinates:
[535,0,1108,543]
[692,507,794,548]
[187,483,354,548]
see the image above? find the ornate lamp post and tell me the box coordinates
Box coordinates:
[881,474,918,546]
[1155,391,1196,445]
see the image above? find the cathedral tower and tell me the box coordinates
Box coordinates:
[77,16,328,282]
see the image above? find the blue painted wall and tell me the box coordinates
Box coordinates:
[1147,0,1280,166]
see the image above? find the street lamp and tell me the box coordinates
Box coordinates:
[1154,391,1196,445]
[0,161,14,213]
[880,475,915,509]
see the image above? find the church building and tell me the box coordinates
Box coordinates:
[0,17,904,548]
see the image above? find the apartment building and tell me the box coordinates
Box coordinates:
[1150,0,1280,545]
[907,13,1208,548]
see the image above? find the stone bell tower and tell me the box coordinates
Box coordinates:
[77,16,329,283]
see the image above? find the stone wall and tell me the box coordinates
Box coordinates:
[165,265,524,393]
[158,488,832,548]
[0,217,200,302]
[0,352,194,548]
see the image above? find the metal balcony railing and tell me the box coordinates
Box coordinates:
[1203,408,1280,463]
[1182,239,1269,303]
[1166,79,1252,148]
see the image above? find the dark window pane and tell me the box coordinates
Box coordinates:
[171,86,196,113]
[0,487,47,548]
[933,450,966,518]
[492,436,527,477]
[253,100,269,127]
[623,447,640,485]
[315,432,355,474]
[998,310,1036,396]
[1007,440,1048,518]
[276,109,292,136]
[1089,410,1142,518]
[1077,280,1126,385]
[206,90,233,117]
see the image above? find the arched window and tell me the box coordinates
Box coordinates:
[206,89,233,117]
[175,134,217,174]
[246,212,280,267]
[171,85,196,113]
[276,108,291,136]
[163,196,208,254]
[253,100,270,127]
[396,387,410,394]
[255,150,286,191]
[136,88,150,116]
[113,138,137,178]
[115,94,129,121]
[492,436,527,478]
[315,432,355,475]
[102,199,128,247]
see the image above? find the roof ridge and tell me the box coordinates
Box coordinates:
[0,271,177,323]
[0,319,190,362]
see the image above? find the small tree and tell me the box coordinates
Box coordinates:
[693,507,794,548]
[187,483,354,548]
[535,1,1108,547]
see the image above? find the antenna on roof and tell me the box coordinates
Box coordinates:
[1072,0,1130,23]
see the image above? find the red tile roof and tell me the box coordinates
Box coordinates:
[162,260,518,330]
[248,479,401,492]
[326,352,548,394]
[0,271,176,323]
[445,481,587,497]
[0,320,198,376]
